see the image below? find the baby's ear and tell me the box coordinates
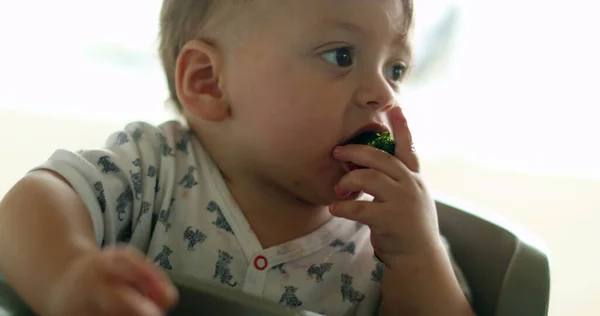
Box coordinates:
[175,39,229,121]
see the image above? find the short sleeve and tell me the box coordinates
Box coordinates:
[31,121,182,251]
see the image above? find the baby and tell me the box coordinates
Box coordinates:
[0,1,474,315]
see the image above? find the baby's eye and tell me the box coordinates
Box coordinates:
[321,47,354,68]
[385,64,407,82]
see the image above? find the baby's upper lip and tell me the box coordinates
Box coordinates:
[341,122,389,145]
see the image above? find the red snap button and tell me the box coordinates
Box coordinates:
[253,255,268,271]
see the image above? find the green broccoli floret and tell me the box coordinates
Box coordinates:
[366,132,395,155]
[349,132,395,155]
[348,132,378,146]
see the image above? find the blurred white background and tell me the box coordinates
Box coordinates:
[0,0,598,315]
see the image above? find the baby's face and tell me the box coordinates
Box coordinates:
[220,0,412,204]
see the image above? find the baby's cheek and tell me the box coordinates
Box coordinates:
[316,160,340,176]
[247,105,338,156]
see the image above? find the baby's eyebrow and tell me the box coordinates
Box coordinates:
[391,34,413,60]
[309,19,413,58]
[308,19,365,35]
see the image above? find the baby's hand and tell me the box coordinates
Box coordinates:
[46,247,178,316]
[331,107,441,267]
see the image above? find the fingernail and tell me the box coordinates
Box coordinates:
[335,188,351,198]
[338,192,351,198]
[333,146,344,157]
[141,300,162,316]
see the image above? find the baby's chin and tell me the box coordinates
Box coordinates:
[291,159,365,204]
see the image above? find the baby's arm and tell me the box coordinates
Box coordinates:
[379,240,474,316]
[0,121,183,315]
[0,170,98,314]
[331,107,473,315]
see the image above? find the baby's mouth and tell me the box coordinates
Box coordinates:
[342,131,381,146]
[339,131,396,173]
[342,131,396,155]
[338,132,373,173]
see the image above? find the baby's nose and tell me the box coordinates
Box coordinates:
[355,77,396,111]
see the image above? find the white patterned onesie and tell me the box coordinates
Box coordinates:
[32,120,472,316]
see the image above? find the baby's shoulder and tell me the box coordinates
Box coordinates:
[106,119,200,160]
[116,119,191,142]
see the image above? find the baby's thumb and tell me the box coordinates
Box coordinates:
[388,106,420,173]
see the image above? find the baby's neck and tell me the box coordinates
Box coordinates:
[224,175,332,249]
[190,127,331,248]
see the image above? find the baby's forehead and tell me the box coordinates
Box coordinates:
[252,0,411,32]
[264,0,412,43]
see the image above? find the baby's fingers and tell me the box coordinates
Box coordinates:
[330,201,389,229]
[388,106,420,173]
[103,248,178,311]
[96,284,163,316]
[335,168,398,202]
